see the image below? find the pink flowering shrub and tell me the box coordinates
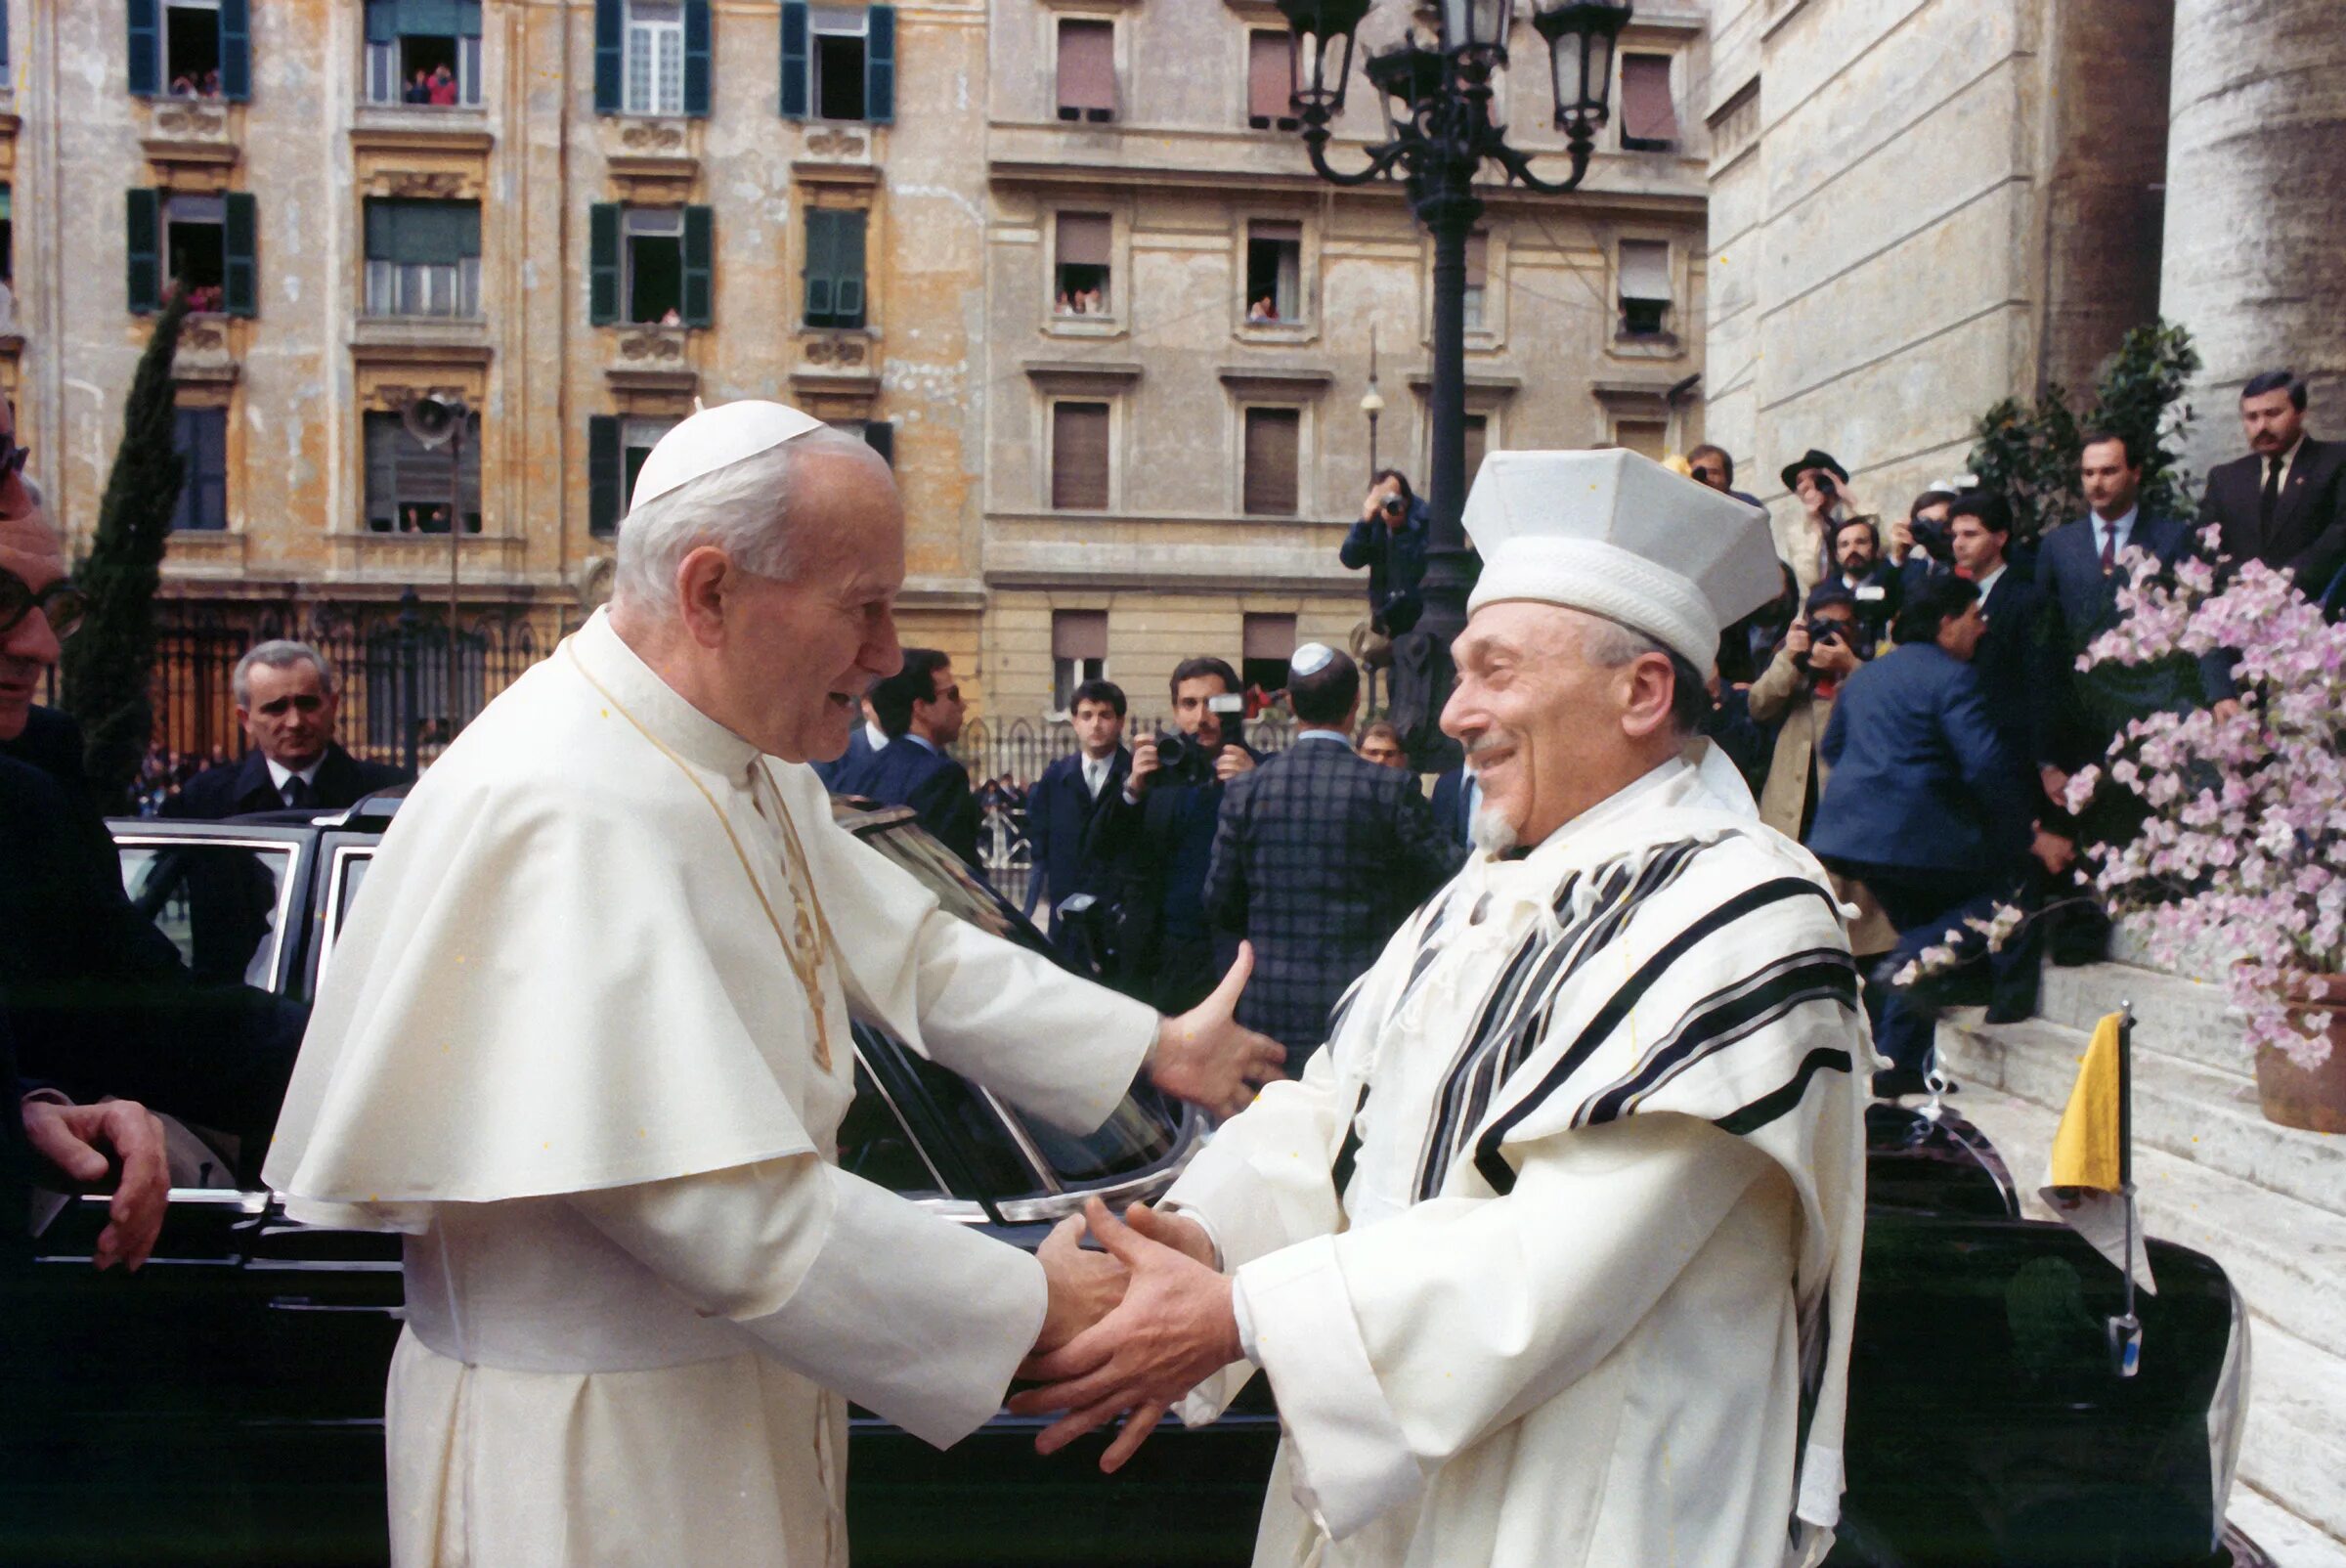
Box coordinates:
[2067,533,2346,1068]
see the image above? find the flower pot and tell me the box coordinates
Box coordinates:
[2257,972,2346,1135]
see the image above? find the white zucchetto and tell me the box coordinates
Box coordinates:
[630,400,828,510]
[1462,448,1782,670]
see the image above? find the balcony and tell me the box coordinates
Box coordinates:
[142,96,240,188]
[605,325,697,406]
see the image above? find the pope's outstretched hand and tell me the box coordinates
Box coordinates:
[1032,1213,1129,1355]
[1147,941,1286,1119]
[1010,1198,1240,1472]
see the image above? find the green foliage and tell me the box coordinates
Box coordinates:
[60,290,191,813]
[1968,320,2203,542]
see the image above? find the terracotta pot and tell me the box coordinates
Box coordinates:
[2256,971,2346,1135]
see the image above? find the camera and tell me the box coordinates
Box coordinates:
[1379,495,1408,520]
[1909,515,1955,565]
[1792,618,1852,676]
[1811,470,1837,499]
[1151,695,1246,786]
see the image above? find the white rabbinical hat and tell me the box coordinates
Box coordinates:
[1462,448,1782,670]
[630,399,828,510]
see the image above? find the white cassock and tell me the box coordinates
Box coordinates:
[262,607,1158,1567]
[1167,750,1874,1568]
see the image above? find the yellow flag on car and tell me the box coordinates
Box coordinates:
[2039,1012,2156,1294]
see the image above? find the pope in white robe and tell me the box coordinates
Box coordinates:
[1014,450,1878,1568]
[261,403,1282,1567]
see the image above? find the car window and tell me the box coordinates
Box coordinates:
[118,841,297,988]
[839,1053,949,1198]
[854,813,1183,1188]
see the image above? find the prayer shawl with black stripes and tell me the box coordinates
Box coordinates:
[1167,752,1874,1568]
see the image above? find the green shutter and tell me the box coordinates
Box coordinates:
[365,0,400,46]
[219,0,251,102]
[588,203,621,325]
[681,205,715,327]
[803,208,834,322]
[369,199,481,264]
[779,1,808,119]
[592,0,623,114]
[126,189,162,313]
[128,0,161,96]
[682,0,712,117]
[224,192,259,317]
[865,6,895,125]
[835,209,867,326]
[456,1,483,38]
[588,414,623,537]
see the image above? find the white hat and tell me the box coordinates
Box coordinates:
[630,400,827,510]
[1288,641,1337,679]
[1462,448,1781,669]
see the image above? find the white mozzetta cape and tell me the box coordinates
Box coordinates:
[1169,754,1875,1568]
[263,609,1157,1567]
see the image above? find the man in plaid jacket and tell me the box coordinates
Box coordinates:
[1204,646,1463,1072]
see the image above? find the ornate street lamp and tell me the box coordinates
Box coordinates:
[1275,0,1630,765]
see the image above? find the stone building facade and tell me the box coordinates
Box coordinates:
[1702,0,2176,550]
[3,0,1713,741]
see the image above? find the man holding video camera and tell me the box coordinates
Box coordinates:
[1084,656,1259,1013]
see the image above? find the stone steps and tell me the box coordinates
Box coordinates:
[1947,1085,2346,1559]
[1938,1011,2346,1217]
[2038,961,2250,1079]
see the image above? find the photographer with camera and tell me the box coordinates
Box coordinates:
[1890,488,1960,588]
[1779,448,1868,593]
[1823,514,1903,648]
[1339,471,1430,704]
[1083,657,1260,1013]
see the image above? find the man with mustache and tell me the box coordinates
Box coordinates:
[1017,450,1873,1567]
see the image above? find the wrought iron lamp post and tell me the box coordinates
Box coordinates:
[1277,0,1630,763]
[402,391,470,745]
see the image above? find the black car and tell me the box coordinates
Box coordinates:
[0,797,2266,1567]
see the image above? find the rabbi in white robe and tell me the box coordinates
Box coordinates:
[262,402,1283,1568]
[1014,450,1877,1568]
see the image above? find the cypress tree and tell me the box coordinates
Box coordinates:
[61,289,191,812]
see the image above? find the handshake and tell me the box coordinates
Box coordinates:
[1013,1197,1246,1473]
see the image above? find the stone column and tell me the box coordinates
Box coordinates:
[2161,0,2346,476]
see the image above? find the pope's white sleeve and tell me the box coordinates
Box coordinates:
[1236,1113,1780,1540]
[808,809,1155,1136]
[569,1155,1045,1451]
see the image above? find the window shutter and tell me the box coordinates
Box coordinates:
[1618,240,1671,302]
[834,209,867,323]
[1242,408,1300,516]
[127,0,161,97]
[1056,21,1113,116]
[593,0,623,114]
[780,0,809,119]
[864,5,895,125]
[1051,402,1109,510]
[1056,212,1110,270]
[681,204,715,327]
[1053,609,1108,662]
[1241,612,1295,663]
[127,188,162,313]
[1464,231,1488,289]
[862,419,895,467]
[456,1,484,38]
[219,0,252,102]
[588,414,623,537]
[682,0,713,116]
[1247,32,1291,126]
[803,208,835,321]
[366,0,400,46]
[588,202,621,324]
[224,193,259,317]
[1620,55,1677,147]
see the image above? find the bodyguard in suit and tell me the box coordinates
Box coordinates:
[162,641,410,818]
[1202,646,1460,1071]
[810,696,888,790]
[1021,678,1131,944]
[1428,763,1480,849]
[1810,577,2041,1089]
[1085,655,1260,1014]
[2200,370,2346,608]
[1943,493,2049,751]
[831,647,982,869]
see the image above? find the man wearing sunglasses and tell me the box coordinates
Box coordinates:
[831,646,982,869]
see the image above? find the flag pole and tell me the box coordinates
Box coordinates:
[2110,999,2142,1377]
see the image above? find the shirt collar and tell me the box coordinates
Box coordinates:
[2094,503,2139,541]
[1294,728,1353,747]
[265,755,324,791]
[864,720,888,752]
[899,731,940,756]
[570,606,762,777]
[1975,562,2007,597]
[2271,435,2306,475]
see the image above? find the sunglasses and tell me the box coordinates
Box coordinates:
[0,568,88,641]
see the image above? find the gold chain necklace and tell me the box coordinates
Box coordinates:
[565,642,834,1071]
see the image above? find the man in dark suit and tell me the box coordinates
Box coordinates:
[1021,678,1131,948]
[1202,647,1461,1071]
[1944,494,2048,747]
[1428,763,1479,850]
[2199,370,2346,609]
[1810,577,2041,1091]
[162,641,410,818]
[1085,655,1259,1014]
[811,695,887,790]
[831,647,982,869]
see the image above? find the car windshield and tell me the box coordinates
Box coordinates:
[118,839,296,988]
[849,808,1183,1184]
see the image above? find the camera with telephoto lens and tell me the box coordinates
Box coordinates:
[1909,515,1956,565]
[1379,494,1409,521]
